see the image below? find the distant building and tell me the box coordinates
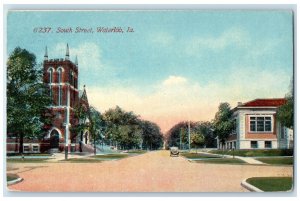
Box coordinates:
[217,98,293,150]
[7,44,93,154]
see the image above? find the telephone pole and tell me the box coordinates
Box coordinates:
[65,85,70,160]
[188,121,191,152]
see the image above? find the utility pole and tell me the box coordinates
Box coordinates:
[94,129,96,155]
[188,121,191,152]
[179,128,182,150]
[65,85,70,160]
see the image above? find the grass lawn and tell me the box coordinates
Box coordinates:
[91,154,130,160]
[246,177,293,192]
[7,153,52,157]
[63,158,103,163]
[127,150,147,154]
[63,153,132,163]
[255,157,293,165]
[7,158,50,163]
[209,149,293,157]
[181,152,221,159]
[195,158,246,164]
[7,173,20,182]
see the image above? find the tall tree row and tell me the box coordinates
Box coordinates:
[166,121,215,149]
[102,106,164,150]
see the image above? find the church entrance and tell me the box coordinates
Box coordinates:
[50,130,60,148]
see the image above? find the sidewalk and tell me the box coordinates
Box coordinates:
[234,156,264,165]
[47,152,93,162]
[197,151,265,165]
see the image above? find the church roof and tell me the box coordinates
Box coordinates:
[79,85,89,105]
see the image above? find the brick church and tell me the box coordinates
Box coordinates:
[7,44,93,153]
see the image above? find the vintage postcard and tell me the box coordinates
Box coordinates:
[5,9,294,193]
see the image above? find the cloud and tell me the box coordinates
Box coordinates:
[86,66,290,134]
[185,27,250,56]
[162,75,187,86]
[150,32,175,47]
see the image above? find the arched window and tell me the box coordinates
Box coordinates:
[69,70,73,86]
[58,85,62,106]
[74,77,77,89]
[57,68,63,83]
[49,85,53,103]
[72,72,75,87]
[48,68,54,83]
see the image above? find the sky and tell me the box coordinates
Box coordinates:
[7,11,294,133]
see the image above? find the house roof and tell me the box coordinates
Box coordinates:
[241,98,287,107]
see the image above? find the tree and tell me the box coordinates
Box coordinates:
[196,121,216,148]
[7,47,52,153]
[103,106,142,149]
[89,106,104,154]
[277,82,294,129]
[213,102,234,149]
[190,132,204,152]
[166,121,197,149]
[140,120,164,150]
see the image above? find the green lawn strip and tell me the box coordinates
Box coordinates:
[195,158,246,164]
[209,149,293,157]
[7,173,20,182]
[7,158,50,163]
[62,158,103,163]
[181,152,221,159]
[246,177,293,192]
[126,150,147,154]
[255,157,293,165]
[7,153,52,157]
[91,154,130,160]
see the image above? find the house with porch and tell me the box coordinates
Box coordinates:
[217,98,293,150]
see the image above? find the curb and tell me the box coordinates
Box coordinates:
[7,177,23,186]
[241,179,263,192]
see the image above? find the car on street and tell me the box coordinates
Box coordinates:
[170,146,179,157]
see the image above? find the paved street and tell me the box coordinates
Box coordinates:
[7,150,293,192]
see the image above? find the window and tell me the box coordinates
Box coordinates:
[48,68,53,83]
[249,116,272,132]
[58,68,63,83]
[69,71,73,86]
[23,145,30,153]
[49,85,52,102]
[74,77,77,89]
[232,118,237,134]
[251,141,258,149]
[58,86,62,106]
[233,141,236,149]
[265,141,272,148]
[32,145,39,152]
